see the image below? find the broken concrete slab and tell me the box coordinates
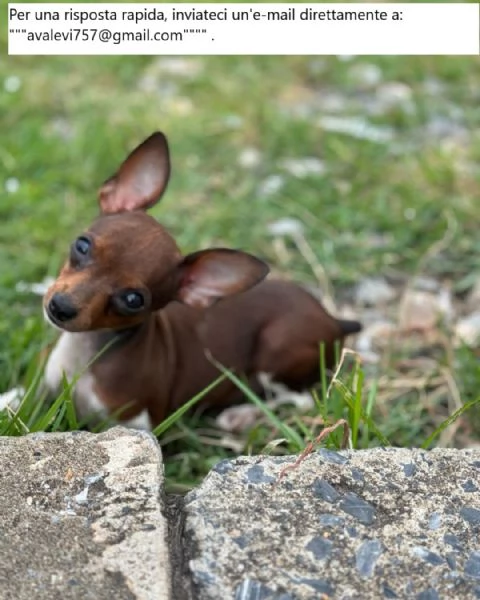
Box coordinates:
[0,427,170,600]
[2,428,480,599]
[184,447,480,599]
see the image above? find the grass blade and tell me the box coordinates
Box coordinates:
[350,367,364,448]
[152,374,226,437]
[61,371,79,430]
[205,353,304,450]
[421,395,480,449]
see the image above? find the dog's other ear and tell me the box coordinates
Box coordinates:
[98,132,171,215]
[175,249,269,309]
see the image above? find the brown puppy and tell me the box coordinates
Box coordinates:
[43,132,361,429]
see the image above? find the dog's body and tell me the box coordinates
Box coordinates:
[43,132,361,429]
[45,278,359,427]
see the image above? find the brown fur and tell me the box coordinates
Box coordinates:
[44,132,362,427]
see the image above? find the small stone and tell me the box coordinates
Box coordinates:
[355,321,396,361]
[339,493,376,525]
[4,75,21,93]
[74,487,89,505]
[245,465,275,485]
[213,459,234,475]
[425,117,468,141]
[234,578,277,599]
[399,289,453,331]
[291,577,334,596]
[279,157,327,178]
[317,449,349,465]
[316,90,348,113]
[444,533,463,550]
[403,463,417,477]
[412,547,444,566]
[355,539,383,577]
[84,473,103,485]
[465,551,480,580]
[348,63,383,87]
[382,583,399,598]
[258,175,285,197]
[428,513,441,530]
[412,276,440,292]
[238,148,262,169]
[351,468,365,482]
[423,77,444,95]
[318,514,345,528]
[267,217,304,237]
[455,312,480,348]
[461,479,478,493]
[416,589,440,600]
[222,114,244,129]
[232,535,249,549]
[216,404,260,433]
[406,581,415,594]
[306,536,333,561]
[446,553,457,570]
[318,116,394,144]
[355,278,396,307]
[151,57,203,77]
[376,82,413,111]
[346,526,358,538]
[49,117,75,141]
[5,177,20,194]
[460,506,480,525]
[312,479,341,503]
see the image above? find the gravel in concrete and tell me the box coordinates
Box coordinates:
[184,447,480,599]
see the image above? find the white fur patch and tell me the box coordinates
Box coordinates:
[216,404,261,433]
[44,332,108,422]
[215,371,314,433]
[123,410,153,431]
[44,333,153,430]
[0,386,24,412]
[257,371,314,411]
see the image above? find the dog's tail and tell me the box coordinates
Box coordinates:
[338,319,363,336]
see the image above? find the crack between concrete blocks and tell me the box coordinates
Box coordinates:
[164,494,194,600]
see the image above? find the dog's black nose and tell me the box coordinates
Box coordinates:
[48,293,78,322]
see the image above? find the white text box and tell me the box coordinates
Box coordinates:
[8,3,480,56]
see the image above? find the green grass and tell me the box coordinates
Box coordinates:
[1,2,480,490]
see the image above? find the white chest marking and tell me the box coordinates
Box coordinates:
[44,332,108,422]
[44,332,152,430]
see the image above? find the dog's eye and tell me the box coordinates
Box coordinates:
[70,236,92,267]
[119,290,145,313]
[111,289,149,316]
[75,237,91,255]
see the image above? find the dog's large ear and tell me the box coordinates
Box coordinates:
[175,249,269,309]
[98,132,170,215]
